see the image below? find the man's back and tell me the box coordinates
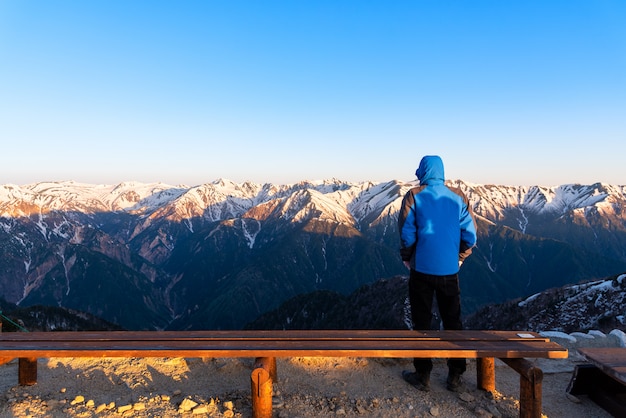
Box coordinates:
[398,156,476,276]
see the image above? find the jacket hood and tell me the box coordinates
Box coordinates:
[415,155,445,185]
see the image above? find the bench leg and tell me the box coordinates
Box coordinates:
[477,357,496,393]
[501,358,543,418]
[251,357,275,418]
[19,357,38,386]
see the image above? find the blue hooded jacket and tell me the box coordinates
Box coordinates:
[398,155,477,275]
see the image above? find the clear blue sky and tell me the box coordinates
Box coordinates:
[1,1,625,187]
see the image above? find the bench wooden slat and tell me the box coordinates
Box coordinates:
[578,347,626,384]
[0,329,553,342]
[0,339,563,350]
[0,337,567,359]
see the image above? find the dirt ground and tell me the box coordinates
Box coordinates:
[0,347,615,418]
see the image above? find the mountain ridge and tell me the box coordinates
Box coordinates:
[1,179,625,330]
[247,272,626,333]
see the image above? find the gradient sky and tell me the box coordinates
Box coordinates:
[1,1,625,187]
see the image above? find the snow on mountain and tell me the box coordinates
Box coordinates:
[3,179,624,226]
[455,181,626,218]
[2,179,625,257]
[467,273,626,333]
[0,179,397,228]
[343,181,410,226]
[0,181,184,217]
[528,273,626,331]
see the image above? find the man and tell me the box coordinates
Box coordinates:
[397,155,477,392]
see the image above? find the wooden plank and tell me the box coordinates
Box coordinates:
[0,336,562,350]
[578,347,626,384]
[0,339,558,350]
[0,339,567,359]
[0,330,566,350]
[0,330,552,343]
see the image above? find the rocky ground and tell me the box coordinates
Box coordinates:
[1,330,623,417]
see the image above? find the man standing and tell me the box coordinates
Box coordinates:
[397,155,477,392]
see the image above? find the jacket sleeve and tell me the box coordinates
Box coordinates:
[398,190,417,262]
[458,193,477,262]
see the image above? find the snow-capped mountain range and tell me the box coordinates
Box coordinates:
[1,179,625,330]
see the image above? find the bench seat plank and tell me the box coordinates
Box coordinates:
[578,347,626,384]
[0,331,567,359]
[0,329,554,342]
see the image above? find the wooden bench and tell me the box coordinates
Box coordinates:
[568,347,626,416]
[0,329,567,418]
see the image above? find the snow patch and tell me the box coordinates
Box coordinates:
[518,292,541,307]
[539,331,577,342]
[242,219,260,249]
[570,332,594,339]
[609,329,626,347]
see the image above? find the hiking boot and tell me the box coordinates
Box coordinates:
[446,371,465,392]
[402,370,430,392]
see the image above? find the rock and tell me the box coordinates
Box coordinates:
[487,404,502,417]
[429,406,440,416]
[46,399,62,410]
[223,400,234,410]
[117,404,133,413]
[95,404,107,413]
[539,331,577,344]
[133,402,146,410]
[192,404,208,414]
[179,398,198,411]
[609,329,626,347]
[475,406,492,417]
[70,395,85,405]
[571,332,594,340]
[566,393,582,403]
[459,392,474,402]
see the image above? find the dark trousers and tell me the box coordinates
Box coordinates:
[408,269,466,375]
